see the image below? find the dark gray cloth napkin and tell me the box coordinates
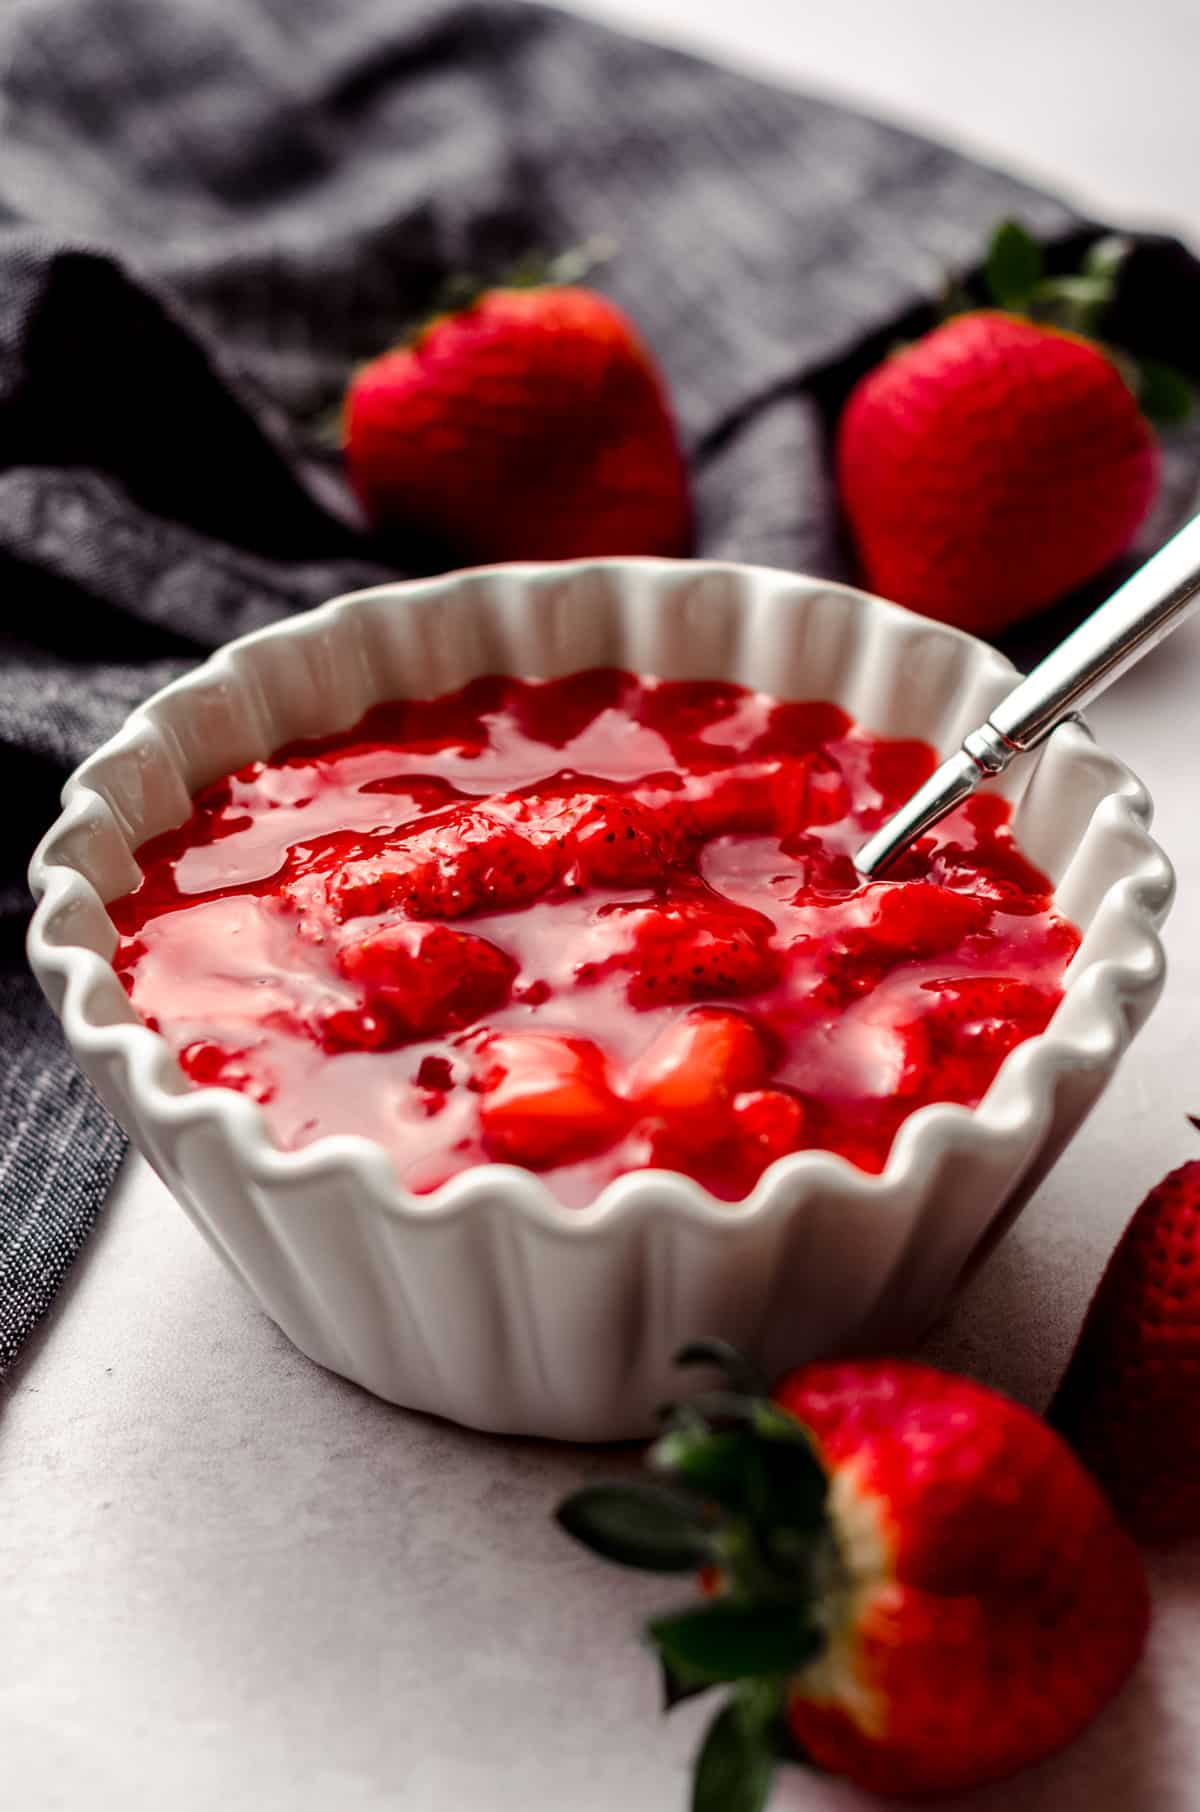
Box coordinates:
[2,0,1197,1371]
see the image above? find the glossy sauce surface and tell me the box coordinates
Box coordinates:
[112,671,1079,1204]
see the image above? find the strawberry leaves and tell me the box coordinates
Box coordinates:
[984,219,1119,329]
[983,219,1114,326]
[693,1686,787,1812]
[555,1482,714,1572]
[1133,357,1195,426]
[651,1387,828,1536]
[650,1602,823,1682]
[985,219,1044,311]
[652,1424,762,1506]
[674,1337,768,1393]
[981,219,1194,422]
[556,1343,838,1812]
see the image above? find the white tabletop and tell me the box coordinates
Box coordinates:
[5,7,1200,1809]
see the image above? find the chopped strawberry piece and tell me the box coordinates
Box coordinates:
[923,844,1055,913]
[331,922,517,1046]
[807,1113,898,1175]
[815,1008,934,1108]
[330,807,558,921]
[178,1040,275,1103]
[682,767,777,839]
[565,794,684,886]
[592,889,780,1007]
[882,1016,934,1098]
[800,883,990,1007]
[320,1006,395,1052]
[922,976,1058,1059]
[732,1088,806,1163]
[621,1012,779,1193]
[477,1031,628,1167]
[1042,916,1082,964]
[772,752,851,836]
[625,1009,770,1118]
[415,1054,455,1092]
[867,882,991,955]
[441,815,557,911]
[327,788,695,921]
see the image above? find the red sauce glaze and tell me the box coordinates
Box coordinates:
[111,671,1079,1204]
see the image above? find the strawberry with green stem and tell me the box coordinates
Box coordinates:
[558,1341,1147,1806]
[342,242,692,565]
[837,219,1193,636]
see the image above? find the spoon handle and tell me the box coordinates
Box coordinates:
[990,510,1200,752]
[855,513,1200,879]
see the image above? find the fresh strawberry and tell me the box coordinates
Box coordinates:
[327,921,517,1048]
[836,222,1190,635]
[625,1009,770,1119]
[476,1030,628,1168]
[839,311,1156,631]
[590,890,780,1006]
[558,1344,1148,1806]
[344,283,691,562]
[1050,1138,1200,1543]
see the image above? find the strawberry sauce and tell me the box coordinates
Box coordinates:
[111,671,1079,1204]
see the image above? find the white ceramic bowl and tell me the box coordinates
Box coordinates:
[28,561,1173,1439]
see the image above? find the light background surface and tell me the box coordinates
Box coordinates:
[5,5,1200,1809]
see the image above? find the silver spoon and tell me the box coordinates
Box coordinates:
[854,512,1200,878]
